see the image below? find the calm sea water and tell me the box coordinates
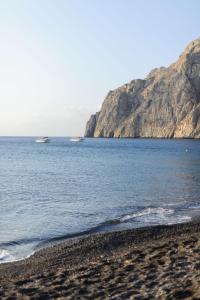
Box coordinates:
[0,137,200,263]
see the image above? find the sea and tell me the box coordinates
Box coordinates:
[0,137,200,263]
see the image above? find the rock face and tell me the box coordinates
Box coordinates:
[85,38,200,138]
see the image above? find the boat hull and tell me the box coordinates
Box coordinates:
[35,137,50,143]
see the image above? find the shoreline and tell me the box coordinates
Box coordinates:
[1,220,200,298]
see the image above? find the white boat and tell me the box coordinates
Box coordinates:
[35,137,50,143]
[70,137,85,142]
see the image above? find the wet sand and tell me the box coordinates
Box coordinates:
[1,220,200,299]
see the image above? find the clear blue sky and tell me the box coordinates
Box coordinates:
[0,0,199,136]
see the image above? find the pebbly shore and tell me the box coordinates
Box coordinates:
[1,220,200,299]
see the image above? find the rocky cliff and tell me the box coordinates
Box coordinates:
[85,38,200,138]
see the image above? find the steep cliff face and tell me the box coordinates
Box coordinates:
[85,38,200,138]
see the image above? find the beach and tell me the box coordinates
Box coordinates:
[1,220,200,299]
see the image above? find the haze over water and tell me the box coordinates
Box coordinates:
[1,137,200,263]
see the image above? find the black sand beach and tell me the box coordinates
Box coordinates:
[1,220,200,299]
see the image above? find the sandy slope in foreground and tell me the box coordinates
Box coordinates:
[1,221,200,299]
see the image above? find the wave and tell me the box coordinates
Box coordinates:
[0,237,45,249]
[0,248,35,264]
[0,249,15,263]
[119,207,175,222]
[167,215,192,224]
[118,207,192,225]
[36,206,190,249]
[0,206,192,264]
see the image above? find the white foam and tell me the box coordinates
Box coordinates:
[120,207,174,222]
[0,249,15,263]
[118,207,193,227]
[0,248,35,264]
[188,204,200,209]
[173,215,192,223]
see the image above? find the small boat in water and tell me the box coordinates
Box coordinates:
[70,137,85,142]
[35,137,50,143]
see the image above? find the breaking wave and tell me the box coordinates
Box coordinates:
[0,206,192,264]
[0,249,15,263]
[119,207,175,222]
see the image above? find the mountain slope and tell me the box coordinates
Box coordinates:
[85,38,200,138]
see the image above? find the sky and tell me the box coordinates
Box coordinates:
[0,0,200,136]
